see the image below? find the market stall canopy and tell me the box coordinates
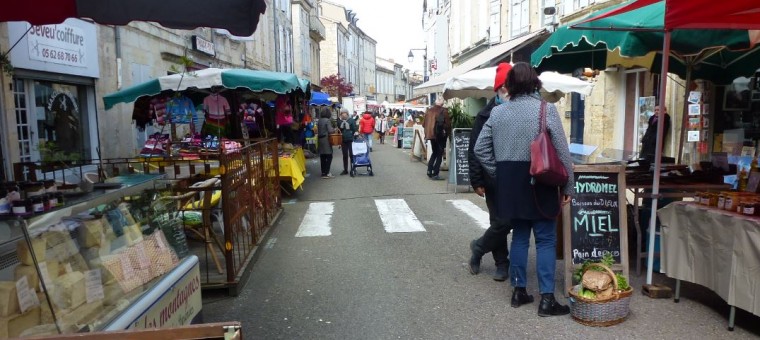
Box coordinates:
[413,30,546,97]
[309,92,331,106]
[575,0,760,30]
[103,68,303,109]
[530,1,760,85]
[442,67,595,102]
[0,0,267,37]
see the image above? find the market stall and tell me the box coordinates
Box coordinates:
[659,201,760,331]
[442,68,595,101]
[97,68,313,293]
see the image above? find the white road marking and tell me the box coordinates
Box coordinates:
[447,199,490,229]
[295,202,334,237]
[375,199,426,233]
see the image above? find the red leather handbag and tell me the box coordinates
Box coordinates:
[530,100,568,187]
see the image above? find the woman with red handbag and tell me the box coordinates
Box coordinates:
[474,62,575,317]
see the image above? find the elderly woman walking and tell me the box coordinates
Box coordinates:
[317,107,337,179]
[474,62,575,317]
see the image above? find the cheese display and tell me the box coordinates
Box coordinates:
[51,272,86,310]
[43,230,79,263]
[0,282,19,317]
[0,176,192,336]
[13,266,39,293]
[16,238,45,266]
[77,218,106,248]
[0,307,40,339]
[18,324,58,337]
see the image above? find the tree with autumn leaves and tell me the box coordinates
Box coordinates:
[320,74,353,99]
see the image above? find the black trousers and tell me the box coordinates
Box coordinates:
[426,138,445,176]
[320,154,333,176]
[341,141,354,171]
[472,187,511,267]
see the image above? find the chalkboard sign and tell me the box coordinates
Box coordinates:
[402,127,414,149]
[452,129,471,186]
[563,165,629,291]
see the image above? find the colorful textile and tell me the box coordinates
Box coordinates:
[203,93,230,120]
[150,96,169,125]
[166,96,198,124]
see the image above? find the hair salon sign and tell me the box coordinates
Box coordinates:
[27,23,88,67]
[9,19,99,78]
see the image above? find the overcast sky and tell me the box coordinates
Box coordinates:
[327,0,426,73]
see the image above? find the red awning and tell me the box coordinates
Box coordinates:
[578,0,760,30]
[0,0,267,36]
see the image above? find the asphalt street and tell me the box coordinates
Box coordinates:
[202,138,760,339]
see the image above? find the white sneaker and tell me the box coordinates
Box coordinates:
[321,173,334,179]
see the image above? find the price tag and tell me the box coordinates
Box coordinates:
[64,263,73,274]
[135,244,151,270]
[16,276,37,313]
[85,269,104,304]
[38,262,52,291]
[120,256,135,278]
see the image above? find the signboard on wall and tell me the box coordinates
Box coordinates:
[8,19,100,78]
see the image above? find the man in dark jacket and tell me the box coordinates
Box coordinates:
[423,97,451,180]
[466,63,512,281]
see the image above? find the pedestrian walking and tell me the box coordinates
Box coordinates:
[317,107,337,178]
[467,63,513,282]
[474,62,575,317]
[359,111,375,151]
[375,113,389,144]
[338,108,358,175]
[423,97,451,180]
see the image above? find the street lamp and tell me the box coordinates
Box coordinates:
[407,48,427,83]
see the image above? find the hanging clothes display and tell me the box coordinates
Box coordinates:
[166,95,198,126]
[202,92,231,137]
[240,102,264,138]
[149,96,169,125]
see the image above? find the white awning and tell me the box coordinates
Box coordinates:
[413,30,546,97]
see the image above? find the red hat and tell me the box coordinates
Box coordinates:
[494,63,512,91]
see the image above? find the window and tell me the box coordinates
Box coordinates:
[542,0,556,27]
[489,0,501,44]
[511,0,530,37]
[562,0,595,16]
[13,79,91,163]
[478,0,488,41]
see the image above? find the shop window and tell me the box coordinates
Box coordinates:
[28,81,90,161]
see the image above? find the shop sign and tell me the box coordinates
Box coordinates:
[129,265,202,329]
[8,19,99,78]
[27,23,87,67]
[192,36,215,56]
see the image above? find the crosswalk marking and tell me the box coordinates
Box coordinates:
[295,202,334,237]
[447,199,490,229]
[374,199,426,233]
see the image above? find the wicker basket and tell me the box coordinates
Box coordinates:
[568,263,633,327]
[328,133,342,146]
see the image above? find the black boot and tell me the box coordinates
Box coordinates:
[537,293,570,317]
[492,246,509,282]
[510,287,534,308]
[467,239,483,275]
[493,261,509,282]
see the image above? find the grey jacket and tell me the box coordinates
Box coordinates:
[474,93,574,220]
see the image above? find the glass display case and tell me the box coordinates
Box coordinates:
[0,174,200,338]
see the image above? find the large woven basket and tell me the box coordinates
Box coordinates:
[568,263,633,327]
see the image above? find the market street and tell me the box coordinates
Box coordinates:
[202,140,760,339]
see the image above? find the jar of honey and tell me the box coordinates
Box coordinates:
[739,201,757,216]
[717,194,726,210]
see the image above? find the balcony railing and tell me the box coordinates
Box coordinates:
[309,15,326,41]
